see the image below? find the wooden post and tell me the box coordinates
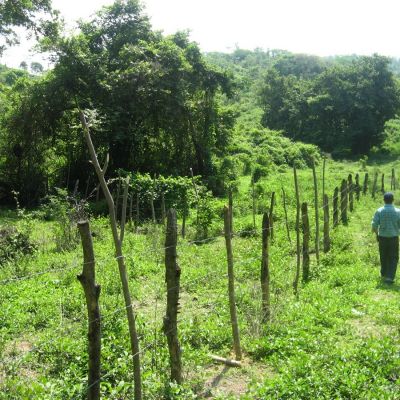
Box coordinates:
[150,197,156,224]
[340,179,348,224]
[322,156,326,199]
[129,192,133,223]
[372,172,378,199]
[391,168,395,190]
[80,112,142,400]
[228,188,233,235]
[355,173,360,201]
[251,175,256,230]
[301,202,310,282]
[381,173,385,194]
[311,160,320,263]
[120,176,130,245]
[223,206,242,360]
[323,194,330,252]
[393,169,397,190]
[190,167,200,228]
[293,166,301,296]
[363,172,369,195]
[348,174,354,212]
[261,212,270,322]
[77,221,101,400]
[136,192,140,227]
[161,192,166,226]
[269,192,275,241]
[115,175,121,220]
[282,187,291,244]
[163,209,182,384]
[333,187,339,227]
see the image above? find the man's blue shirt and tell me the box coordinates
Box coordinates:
[371,204,400,237]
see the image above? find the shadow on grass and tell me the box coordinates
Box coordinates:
[375,280,400,292]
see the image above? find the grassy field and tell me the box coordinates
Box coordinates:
[1,160,400,399]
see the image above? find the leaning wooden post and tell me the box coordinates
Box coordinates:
[333,187,339,227]
[340,179,348,224]
[77,221,101,400]
[282,187,291,244]
[381,173,385,194]
[355,173,360,201]
[301,202,310,282]
[223,206,242,360]
[293,166,301,296]
[261,212,270,322]
[311,160,320,263]
[150,196,156,224]
[190,167,200,228]
[269,192,275,241]
[163,209,182,384]
[79,112,142,400]
[348,174,354,212]
[363,172,369,195]
[372,172,378,199]
[323,194,330,252]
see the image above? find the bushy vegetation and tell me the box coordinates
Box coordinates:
[2,160,400,399]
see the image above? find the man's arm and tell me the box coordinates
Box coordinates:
[371,210,380,235]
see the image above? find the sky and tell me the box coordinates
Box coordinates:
[2,0,400,68]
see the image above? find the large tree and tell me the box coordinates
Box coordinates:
[260,55,400,155]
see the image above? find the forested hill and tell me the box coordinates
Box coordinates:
[1,0,400,205]
[205,50,400,158]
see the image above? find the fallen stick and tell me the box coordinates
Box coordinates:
[209,354,242,367]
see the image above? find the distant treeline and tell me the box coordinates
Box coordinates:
[0,0,399,205]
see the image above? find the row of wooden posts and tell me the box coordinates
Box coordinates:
[78,113,395,400]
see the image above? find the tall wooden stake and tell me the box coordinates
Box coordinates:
[372,172,378,199]
[363,172,369,195]
[251,175,256,230]
[120,176,130,245]
[293,166,301,296]
[77,221,101,400]
[311,160,319,263]
[261,212,270,322]
[323,194,330,252]
[269,192,275,241]
[228,188,233,235]
[163,209,182,384]
[301,202,310,282]
[340,179,348,224]
[355,173,360,201]
[79,111,142,400]
[381,173,385,194]
[333,187,339,227]
[348,174,354,212]
[282,187,291,243]
[223,206,242,360]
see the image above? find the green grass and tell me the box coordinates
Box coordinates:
[1,160,400,399]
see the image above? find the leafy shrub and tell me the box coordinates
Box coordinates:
[0,226,36,265]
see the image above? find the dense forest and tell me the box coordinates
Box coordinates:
[1,0,400,206]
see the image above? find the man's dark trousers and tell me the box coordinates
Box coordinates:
[378,236,399,281]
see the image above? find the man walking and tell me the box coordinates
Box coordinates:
[371,192,400,284]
